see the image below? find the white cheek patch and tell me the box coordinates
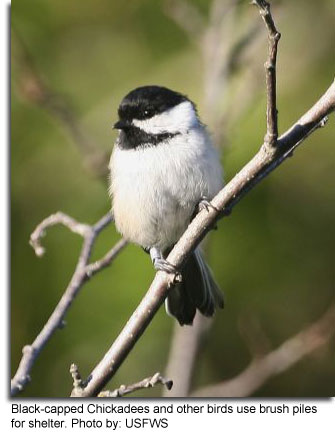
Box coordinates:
[132,101,198,134]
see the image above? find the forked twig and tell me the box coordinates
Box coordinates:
[11,213,127,396]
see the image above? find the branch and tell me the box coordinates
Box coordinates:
[11,213,127,396]
[71,81,335,396]
[253,0,281,147]
[191,304,335,397]
[97,373,173,398]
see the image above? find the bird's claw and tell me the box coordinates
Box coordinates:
[198,196,218,213]
[150,247,182,282]
[153,258,182,282]
[154,257,177,273]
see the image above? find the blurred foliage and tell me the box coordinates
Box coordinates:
[11,0,335,397]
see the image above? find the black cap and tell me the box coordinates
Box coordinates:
[118,85,189,122]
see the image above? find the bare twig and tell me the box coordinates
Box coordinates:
[253,0,281,147]
[71,80,335,397]
[98,372,173,398]
[85,239,128,278]
[11,213,127,396]
[191,304,335,397]
[29,212,91,257]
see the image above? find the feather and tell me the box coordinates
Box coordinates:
[165,248,224,325]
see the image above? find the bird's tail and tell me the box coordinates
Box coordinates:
[165,248,224,325]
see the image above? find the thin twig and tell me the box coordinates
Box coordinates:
[86,239,127,278]
[29,212,91,257]
[253,0,281,147]
[11,213,127,396]
[97,373,173,398]
[191,304,335,397]
[71,80,335,397]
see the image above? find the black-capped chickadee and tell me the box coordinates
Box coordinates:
[109,85,224,325]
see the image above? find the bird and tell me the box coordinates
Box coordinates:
[109,85,224,325]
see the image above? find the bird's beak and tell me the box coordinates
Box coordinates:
[113,120,128,130]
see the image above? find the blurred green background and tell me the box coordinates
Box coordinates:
[11,0,335,397]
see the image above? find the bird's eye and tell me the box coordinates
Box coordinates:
[143,108,152,117]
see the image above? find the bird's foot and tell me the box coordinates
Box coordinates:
[149,247,182,281]
[196,197,219,230]
[153,257,178,274]
[198,196,218,213]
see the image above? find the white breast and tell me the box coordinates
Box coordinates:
[109,126,223,252]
